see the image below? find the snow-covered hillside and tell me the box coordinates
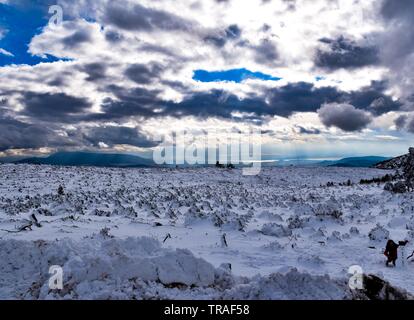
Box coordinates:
[0,164,413,300]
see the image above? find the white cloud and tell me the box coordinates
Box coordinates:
[0,48,14,57]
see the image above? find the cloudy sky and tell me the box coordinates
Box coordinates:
[0,0,413,159]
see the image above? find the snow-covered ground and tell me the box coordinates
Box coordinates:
[0,164,413,299]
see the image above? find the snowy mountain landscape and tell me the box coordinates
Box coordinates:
[1,162,413,300]
[3,0,414,305]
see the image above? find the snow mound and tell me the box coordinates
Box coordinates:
[258,211,283,222]
[1,236,411,300]
[0,236,215,299]
[222,269,351,300]
[298,254,326,268]
[368,224,390,242]
[261,223,292,238]
[387,217,409,229]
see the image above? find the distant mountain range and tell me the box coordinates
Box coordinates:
[0,151,393,169]
[318,156,391,168]
[273,156,390,168]
[15,151,155,168]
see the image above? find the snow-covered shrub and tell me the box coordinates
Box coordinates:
[113,206,137,218]
[349,226,360,236]
[99,227,114,239]
[327,231,342,242]
[261,223,292,238]
[384,181,407,194]
[214,263,235,290]
[94,209,111,217]
[313,199,343,221]
[368,224,389,241]
[406,221,414,231]
[262,241,283,251]
[384,182,394,192]
[36,208,53,216]
[310,227,327,240]
[57,185,65,196]
[287,214,309,229]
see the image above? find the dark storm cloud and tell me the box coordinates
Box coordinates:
[103,3,192,32]
[266,82,341,117]
[349,81,402,115]
[1,83,403,153]
[281,0,296,10]
[394,114,414,133]
[83,126,158,148]
[81,63,107,82]
[226,25,242,39]
[124,63,163,84]
[379,0,414,60]
[104,30,124,43]
[204,34,226,48]
[139,44,179,58]
[87,86,163,121]
[165,90,268,119]
[0,114,155,152]
[381,0,414,20]
[297,126,321,135]
[377,0,414,100]
[46,70,74,87]
[204,25,242,48]
[394,114,408,130]
[315,36,379,70]
[0,117,75,151]
[47,77,66,87]
[407,117,414,133]
[87,87,268,121]
[318,103,372,132]
[160,80,189,92]
[252,40,279,66]
[85,81,401,122]
[21,92,91,121]
[62,29,92,49]
[265,81,400,117]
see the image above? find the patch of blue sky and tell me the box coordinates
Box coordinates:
[193,68,282,83]
[0,2,65,67]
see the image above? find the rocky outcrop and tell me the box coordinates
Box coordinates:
[352,275,414,300]
[384,181,407,193]
[375,154,409,170]
[378,148,414,193]
[403,148,414,190]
